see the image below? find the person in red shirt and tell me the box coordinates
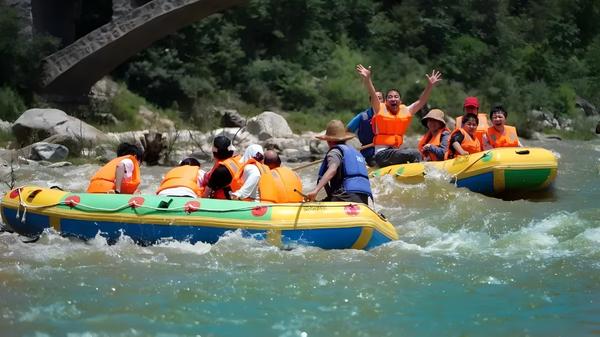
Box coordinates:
[455,96,489,144]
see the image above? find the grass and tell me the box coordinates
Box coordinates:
[0,129,14,148]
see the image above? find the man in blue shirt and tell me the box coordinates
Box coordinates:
[346,91,383,167]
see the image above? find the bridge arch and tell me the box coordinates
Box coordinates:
[41,0,246,97]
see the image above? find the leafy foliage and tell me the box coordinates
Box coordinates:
[1,0,600,136]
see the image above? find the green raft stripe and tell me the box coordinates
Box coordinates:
[504,169,552,189]
[57,193,273,221]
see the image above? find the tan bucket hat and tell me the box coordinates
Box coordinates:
[315,120,355,142]
[421,109,447,127]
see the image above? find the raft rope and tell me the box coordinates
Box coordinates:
[11,187,377,223]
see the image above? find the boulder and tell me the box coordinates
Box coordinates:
[12,108,110,147]
[528,109,560,129]
[94,144,117,163]
[29,142,69,162]
[246,111,293,140]
[41,134,84,156]
[139,106,175,131]
[213,107,246,128]
[263,136,307,152]
[90,77,119,101]
[576,96,598,116]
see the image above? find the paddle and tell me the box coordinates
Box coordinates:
[292,143,374,171]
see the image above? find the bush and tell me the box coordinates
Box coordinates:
[0,86,25,122]
[319,41,368,113]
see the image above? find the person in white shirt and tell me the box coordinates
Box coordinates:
[230,144,265,201]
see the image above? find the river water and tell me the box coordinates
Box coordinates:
[1,139,599,336]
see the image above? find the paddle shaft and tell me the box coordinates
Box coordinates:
[292,143,374,171]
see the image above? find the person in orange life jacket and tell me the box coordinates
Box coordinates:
[418,109,450,161]
[156,157,207,198]
[455,96,489,144]
[264,150,282,169]
[202,135,241,199]
[263,149,304,202]
[87,142,143,194]
[345,91,384,167]
[306,120,372,205]
[446,114,482,159]
[355,64,443,168]
[482,105,523,150]
[230,144,266,201]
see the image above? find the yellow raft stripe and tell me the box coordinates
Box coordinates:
[493,168,506,193]
[351,227,373,250]
[266,229,282,247]
[50,216,60,231]
[1,202,399,241]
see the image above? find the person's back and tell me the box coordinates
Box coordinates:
[87,142,142,194]
[203,136,241,199]
[230,144,280,203]
[157,157,205,197]
[263,149,303,202]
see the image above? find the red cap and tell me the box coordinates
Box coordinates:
[463,96,479,108]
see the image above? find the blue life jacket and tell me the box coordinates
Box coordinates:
[357,108,375,160]
[318,144,372,197]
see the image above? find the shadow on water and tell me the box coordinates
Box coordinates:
[495,185,558,202]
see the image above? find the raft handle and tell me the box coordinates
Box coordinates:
[515,150,530,155]
[26,189,43,203]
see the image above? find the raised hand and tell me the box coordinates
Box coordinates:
[355,64,372,79]
[426,70,442,86]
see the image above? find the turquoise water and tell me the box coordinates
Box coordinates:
[1,139,599,336]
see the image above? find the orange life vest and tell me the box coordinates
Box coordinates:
[445,128,482,160]
[486,125,519,148]
[156,165,205,196]
[418,127,450,161]
[230,159,279,203]
[87,155,140,194]
[455,113,488,144]
[270,166,304,203]
[205,155,242,199]
[372,103,412,147]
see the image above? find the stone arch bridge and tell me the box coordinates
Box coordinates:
[10,0,246,98]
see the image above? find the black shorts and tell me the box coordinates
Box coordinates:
[374,148,421,167]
